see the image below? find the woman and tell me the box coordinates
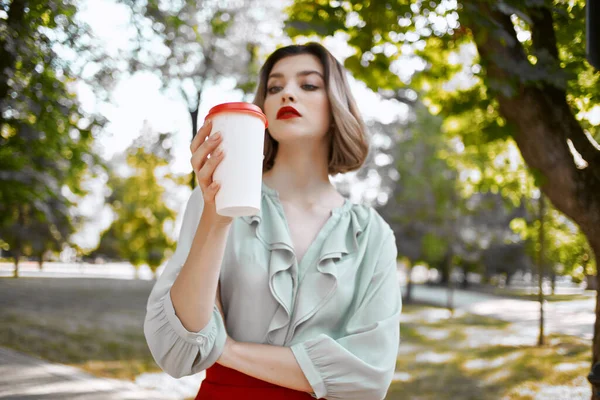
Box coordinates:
[144,42,402,400]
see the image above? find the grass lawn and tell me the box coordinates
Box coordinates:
[0,277,161,380]
[388,304,591,400]
[0,312,159,380]
[0,277,593,399]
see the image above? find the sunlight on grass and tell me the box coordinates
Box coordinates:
[389,305,591,400]
[414,327,450,340]
[555,362,588,372]
[463,351,525,371]
[507,376,591,400]
[485,369,511,384]
[416,351,456,364]
[392,371,412,382]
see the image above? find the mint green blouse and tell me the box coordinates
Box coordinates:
[144,183,402,400]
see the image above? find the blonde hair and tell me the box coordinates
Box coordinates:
[253,42,369,175]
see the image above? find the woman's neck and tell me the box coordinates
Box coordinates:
[263,141,335,203]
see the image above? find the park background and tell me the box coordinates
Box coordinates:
[1,0,599,399]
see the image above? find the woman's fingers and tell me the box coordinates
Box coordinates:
[203,180,221,204]
[190,131,222,175]
[189,122,226,202]
[190,119,213,154]
[196,145,225,189]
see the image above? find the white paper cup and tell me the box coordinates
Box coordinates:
[205,102,268,217]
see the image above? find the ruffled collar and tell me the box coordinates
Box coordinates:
[240,182,369,345]
[241,182,357,258]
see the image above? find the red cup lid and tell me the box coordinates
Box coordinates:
[205,102,268,128]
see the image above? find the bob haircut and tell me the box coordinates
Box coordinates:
[253,42,369,175]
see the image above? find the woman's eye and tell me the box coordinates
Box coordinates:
[302,84,318,91]
[267,86,282,94]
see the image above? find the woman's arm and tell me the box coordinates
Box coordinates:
[216,230,400,399]
[215,230,400,400]
[170,119,232,333]
[144,189,229,378]
[170,213,231,332]
[219,340,313,394]
[144,120,232,378]
[286,232,401,400]
[214,285,312,393]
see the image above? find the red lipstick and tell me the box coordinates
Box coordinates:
[277,106,301,120]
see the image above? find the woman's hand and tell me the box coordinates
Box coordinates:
[217,335,237,368]
[190,119,233,226]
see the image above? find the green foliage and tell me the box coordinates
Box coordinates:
[421,232,449,265]
[286,0,598,283]
[378,104,463,270]
[287,0,598,142]
[94,132,179,276]
[0,0,108,272]
[511,201,596,282]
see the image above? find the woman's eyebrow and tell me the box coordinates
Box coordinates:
[268,70,324,80]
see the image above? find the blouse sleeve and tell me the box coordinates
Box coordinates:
[290,231,402,400]
[143,187,227,378]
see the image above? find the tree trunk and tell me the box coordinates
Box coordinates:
[446,251,455,313]
[13,207,24,279]
[538,195,546,346]
[438,250,452,285]
[461,269,469,289]
[38,252,44,271]
[13,251,20,278]
[464,3,600,394]
[404,262,414,304]
[506,272,514,287]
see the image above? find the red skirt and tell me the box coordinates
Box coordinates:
[195,363,316,400]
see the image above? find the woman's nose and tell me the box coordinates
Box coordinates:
[281,85,296,102]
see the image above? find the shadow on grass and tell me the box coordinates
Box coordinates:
[387,358,509,400]
[0,312,158,380]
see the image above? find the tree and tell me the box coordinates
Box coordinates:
[511,198,596,288]
[376,104,462,303]
[94,124,179,278]
[537,194,547,346]
[118,0,282,187]
[286,0,600,390]
[0,0,111,276]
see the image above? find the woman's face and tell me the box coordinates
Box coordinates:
[263,54,331,144]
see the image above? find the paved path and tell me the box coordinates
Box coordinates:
[408,284,596,340]
[0,347,173,400]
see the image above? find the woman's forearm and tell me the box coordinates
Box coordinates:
[219,341,312,393]
[170,213,231,332]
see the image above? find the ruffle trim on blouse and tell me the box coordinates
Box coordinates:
[241,183,371,344]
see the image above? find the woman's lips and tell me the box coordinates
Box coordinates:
[278,113,300,120]
[277,106,301,119]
